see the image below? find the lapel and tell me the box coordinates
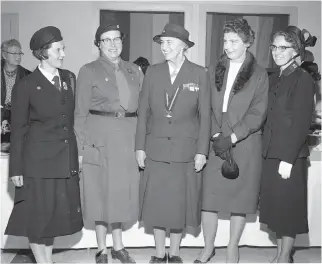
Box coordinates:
[214,60,229,127]
[171,59,191,92]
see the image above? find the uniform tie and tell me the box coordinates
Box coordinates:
[52,76,61,91]
[115,64,130,110]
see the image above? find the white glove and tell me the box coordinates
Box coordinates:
[278,161,293,179]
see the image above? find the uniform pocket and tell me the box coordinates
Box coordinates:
[83,143,104,166]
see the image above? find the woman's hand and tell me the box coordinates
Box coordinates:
[136,150,146,169]
[78,156,83,172]
[11,176,23,187]
[194,154,206,172]
[278,161,293,179]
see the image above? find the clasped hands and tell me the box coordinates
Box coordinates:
[135,150,206,172]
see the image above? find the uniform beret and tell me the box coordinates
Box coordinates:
[95,24,122,42]
[30,26,63,51]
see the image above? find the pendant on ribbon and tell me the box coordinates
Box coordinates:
[164,85,183,119]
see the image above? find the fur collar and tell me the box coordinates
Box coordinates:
[212,51,256,94]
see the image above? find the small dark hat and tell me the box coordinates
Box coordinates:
[95,24,122,43]
[153,23,194,48]
[30,26,63,51]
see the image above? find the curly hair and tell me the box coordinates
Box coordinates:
[223,18,255,46]
[272,30,301,54]
[1,39,22,59]
[133,57,150,75]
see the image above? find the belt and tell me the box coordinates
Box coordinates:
[89,109,137,118]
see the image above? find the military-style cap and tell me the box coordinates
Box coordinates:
[30,26,63,51]
[95,24,122,42]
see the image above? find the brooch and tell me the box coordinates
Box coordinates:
[63,82,68,91]
[36,86,41,90]
[127,69,133,74]
[105,77,109,82]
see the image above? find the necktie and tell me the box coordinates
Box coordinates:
[170,69,178,84]
[115,65,130,110]
[52,76,61,91]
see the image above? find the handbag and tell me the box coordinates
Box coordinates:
[221,149,239,180]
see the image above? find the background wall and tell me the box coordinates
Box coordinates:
[1,1,321,76]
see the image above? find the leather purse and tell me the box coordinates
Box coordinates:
[221,149,239,180]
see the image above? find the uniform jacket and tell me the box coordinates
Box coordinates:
[209,52,269,141]
[262,62,315,164]
[135,58,211,162]
[74,56,143,154]
[9,67,78,179]
[1,60,31,106]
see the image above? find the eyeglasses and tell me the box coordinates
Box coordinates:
[2,50,24,56]
[269,45,293,52]
[100,37,122,45]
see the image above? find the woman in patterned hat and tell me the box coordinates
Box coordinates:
[74,24,143,263]
[5,26,83,263]
[260,26,316,263]
[196,18,269,263]
[135,23,211,263]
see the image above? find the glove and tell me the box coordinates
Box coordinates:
[212,134,232,155]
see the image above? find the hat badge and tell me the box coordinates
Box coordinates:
[117,25,119,28]
[36,86,41,90]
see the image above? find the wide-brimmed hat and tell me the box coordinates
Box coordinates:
[30,26,63,51]
[153,23,194,48]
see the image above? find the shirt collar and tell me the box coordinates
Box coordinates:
[280,61,299,77]
[38,65,59,82]
[168,57,185,75]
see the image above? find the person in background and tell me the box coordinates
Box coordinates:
[74,24,143,264]
[196,18,268,263]
[133,56,150,75]
[260,26,316,263]
[1,39,31,146]
[135,23,211,263]
[5,26,83,264]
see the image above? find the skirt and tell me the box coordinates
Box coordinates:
[139,158,202,229]
[5,175,83,238]
[259,157,309,237]
[80,115,139,225]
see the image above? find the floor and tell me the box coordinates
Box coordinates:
[1,246,321,263]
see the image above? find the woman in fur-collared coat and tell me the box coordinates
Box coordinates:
[194,19,269,263]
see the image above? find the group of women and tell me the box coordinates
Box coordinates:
[4,17,318,264]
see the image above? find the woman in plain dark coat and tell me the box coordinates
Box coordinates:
[260,26,316,263]
[196,19,268,263]
[5,26,83,264]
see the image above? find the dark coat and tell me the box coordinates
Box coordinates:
[9,67,78,179]
[1,59,31,106]
[135,59,211,162]
[262,62,315,164]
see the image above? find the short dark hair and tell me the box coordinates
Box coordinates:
[133,57,150,75]
[32,43,52,60]
[223,18,255,46]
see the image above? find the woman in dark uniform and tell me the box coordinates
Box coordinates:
[5,26,83,263]
[260,26,316,263]
[135,23,211,263]
[74,24,143,263]
[196,19,269,263]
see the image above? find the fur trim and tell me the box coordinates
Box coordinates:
[212,52,256,94]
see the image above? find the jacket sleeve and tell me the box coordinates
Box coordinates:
[232,70,269,142]
[74,65,93,155]
[197,68,211,155]
[9,79,30,177]
[135,66,151,151]
[278,72,315,164]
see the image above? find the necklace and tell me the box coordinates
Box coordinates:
[4,67,17,77]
